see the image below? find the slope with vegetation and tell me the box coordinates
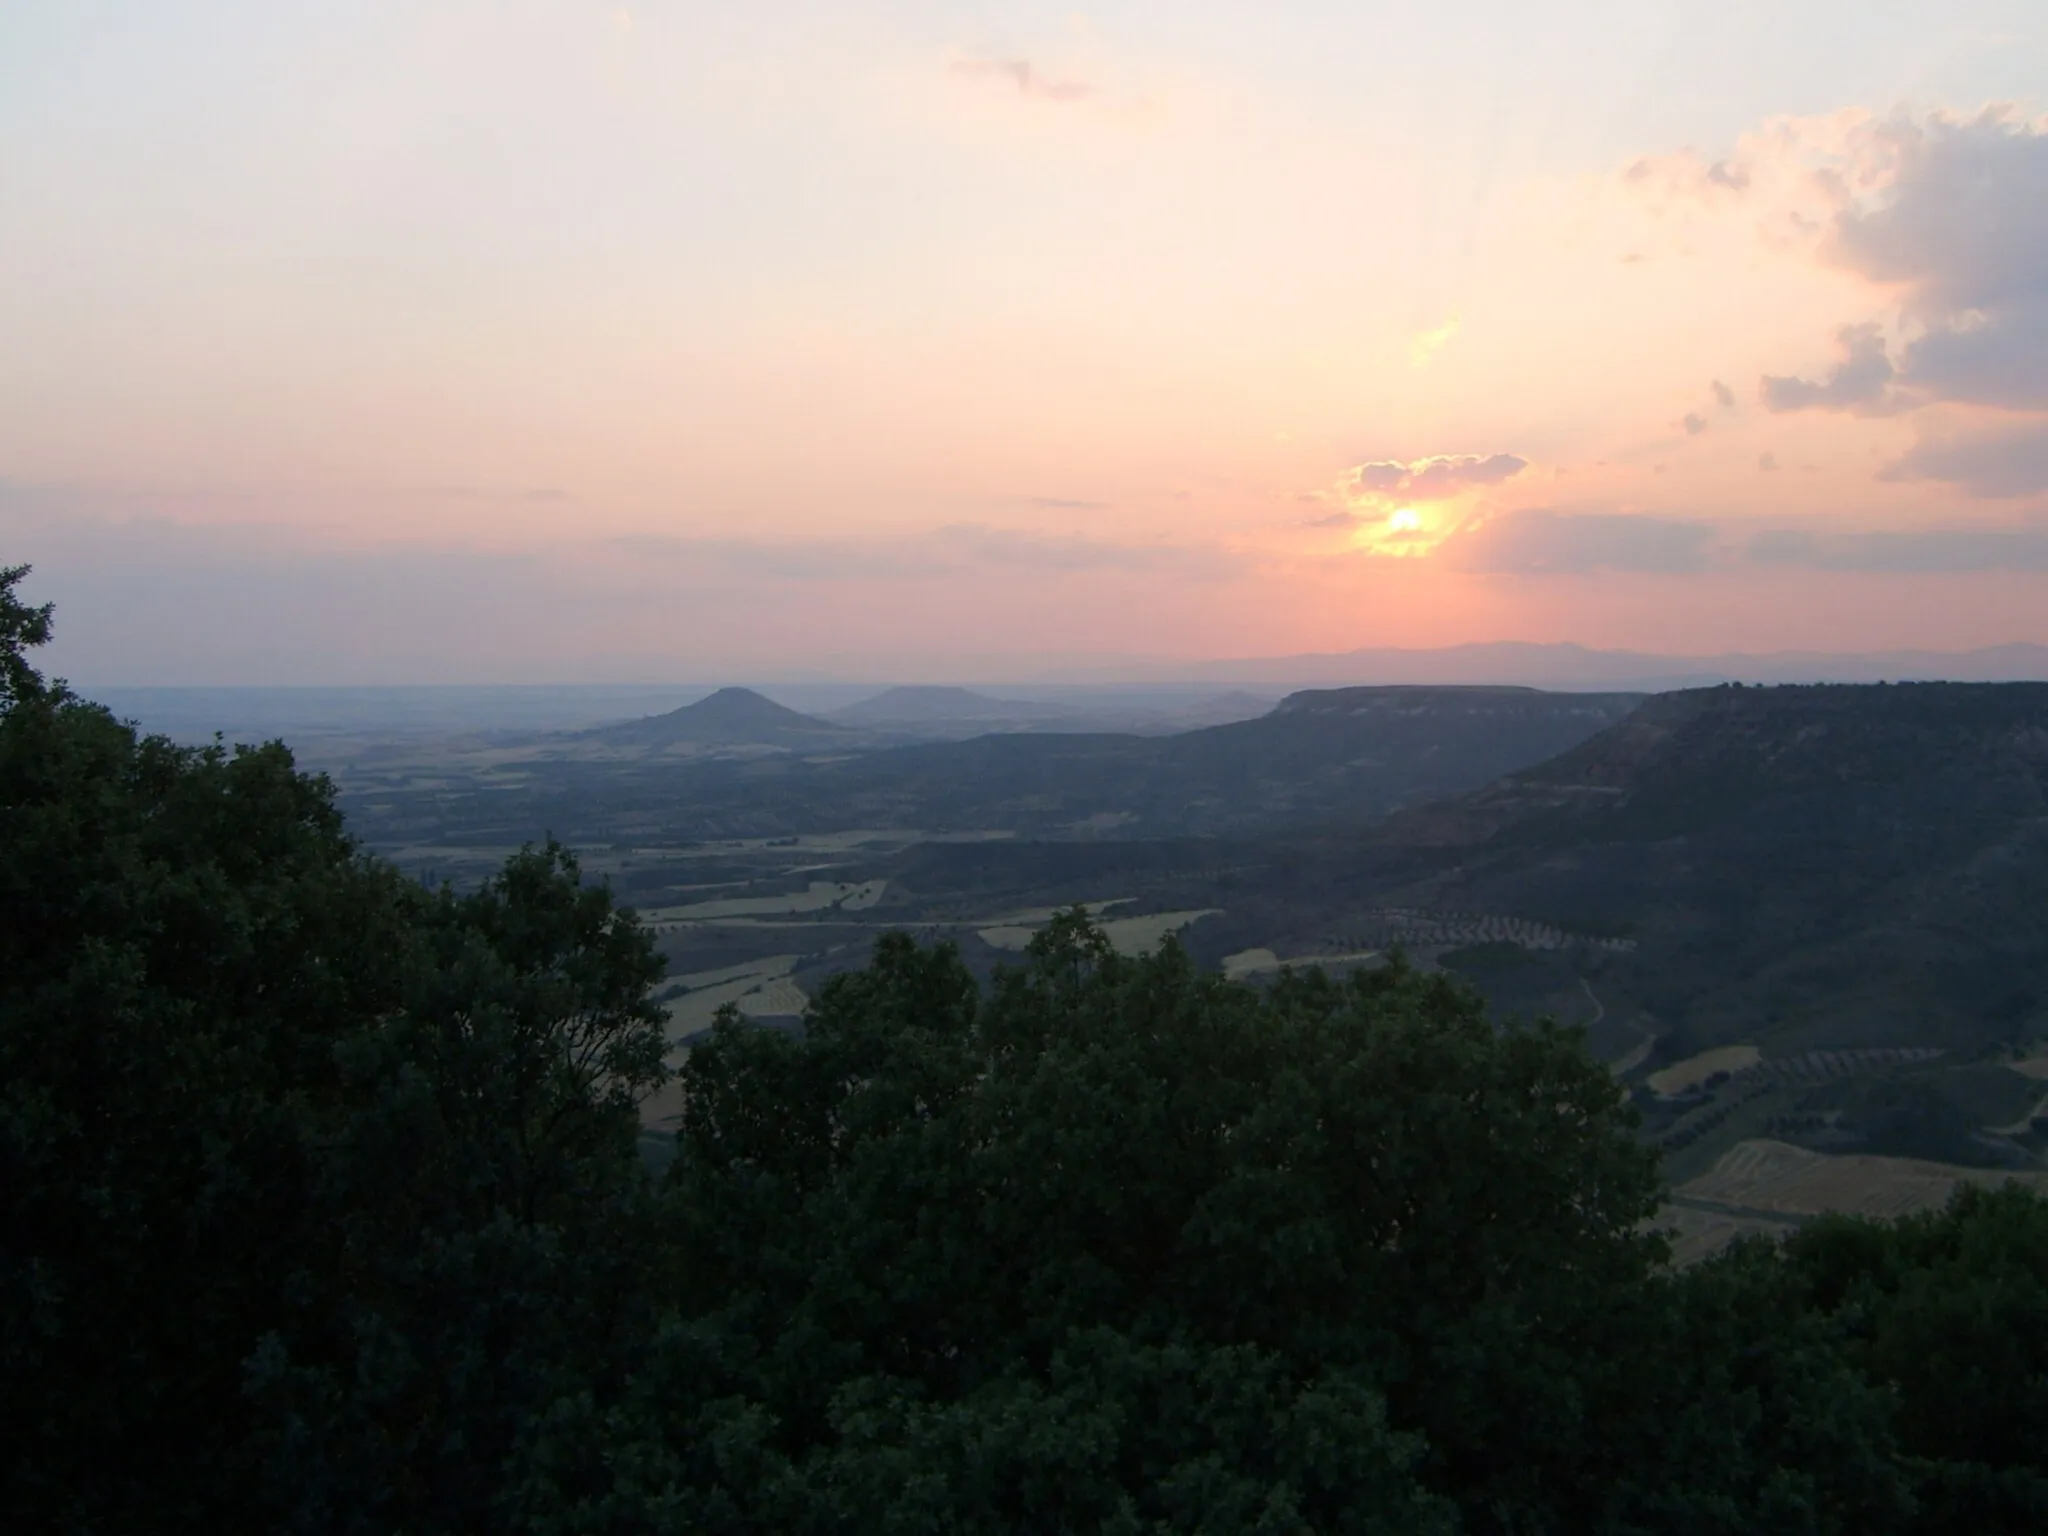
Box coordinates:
[1296,682,2048,1175]
[7,566,2048,1532]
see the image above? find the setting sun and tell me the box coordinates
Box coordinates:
[7,7,2048,1519]
[5,2,2047,677]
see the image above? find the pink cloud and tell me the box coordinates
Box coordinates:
[1341,453,1529,502]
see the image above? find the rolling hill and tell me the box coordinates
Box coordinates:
[1380,680,2048,851]
[588,686,849,748]
[1196,683,2048,1177]
[331,684,1650,895]
[481,685,1649,840]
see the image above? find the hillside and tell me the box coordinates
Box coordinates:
[1383,681,2048,848]
[333,676,2048,1204]
[1211,683,2048,1179]
[795,682,1642,836]
[359,684,1646,843]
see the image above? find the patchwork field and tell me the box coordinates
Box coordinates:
[663,954,806,1035]
[973,898,1133,931]
[644,880,888,928]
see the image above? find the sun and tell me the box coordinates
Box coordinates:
[1345,503,1450,559]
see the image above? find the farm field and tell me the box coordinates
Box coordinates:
[362,801,2046,1243]
[662,955,807,1035]
[972,898,1134,929]
[1657,1137,2048,1263]
[977,907,1222,957]
[737,977,808,1017]
[1658,1202,1798,1268]
[1649,1045,1762,1096]
[641,955,813,1135]
[1222,947,1383,979]
[643,879,887,927]
[1676,1138,2048,1221]
[670,954,801,991]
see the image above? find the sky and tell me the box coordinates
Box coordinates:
[5,1,2048,683]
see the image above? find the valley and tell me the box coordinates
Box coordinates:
[296,677,2048,1258]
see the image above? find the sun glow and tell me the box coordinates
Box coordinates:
[1345,502,1460,560]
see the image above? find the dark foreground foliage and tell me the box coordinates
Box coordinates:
[3,566,2046,1533]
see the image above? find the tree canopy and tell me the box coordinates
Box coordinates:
[0,561,56,710]
[2,569,668,1530]
[4,566,2047,1533]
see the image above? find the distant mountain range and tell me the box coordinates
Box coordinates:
[418,685,1646,840]
[823,685,1278,739]
[87,644,2048,749]
[829,686,1078,727]
[1116,641,2048,692]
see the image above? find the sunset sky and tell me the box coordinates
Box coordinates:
[5,1,2048,682]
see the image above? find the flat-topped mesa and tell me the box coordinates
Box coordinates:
[1377,680,2048,847]
[1270,684,1644,719]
